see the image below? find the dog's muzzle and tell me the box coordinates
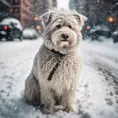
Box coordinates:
[61,33,69,41]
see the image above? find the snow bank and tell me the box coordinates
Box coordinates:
[78,54,118,118]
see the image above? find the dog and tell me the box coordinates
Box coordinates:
[24,9,87,114]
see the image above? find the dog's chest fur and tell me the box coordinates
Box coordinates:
[38,45,81,96]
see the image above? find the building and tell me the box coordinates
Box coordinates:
[20,0,32,28]
[0,0,32,28]
[32,0,57,16]
[0,0,11,21]
[0,0,57,29]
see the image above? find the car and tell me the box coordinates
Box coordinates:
[0,18,23,41]
[88,25,111,41]
[112,30,118,43]
[23,28,39,40]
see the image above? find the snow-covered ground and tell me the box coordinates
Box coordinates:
[0,38,118,118]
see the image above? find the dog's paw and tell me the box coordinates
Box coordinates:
[64,105,78,113]
[40,104,54,114]
[54,105,64,112]
[42,109,54,114]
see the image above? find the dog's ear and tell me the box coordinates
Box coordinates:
[72,11,87,26]
[39,11,54,28]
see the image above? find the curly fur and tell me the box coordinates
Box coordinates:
[24,9,87,114]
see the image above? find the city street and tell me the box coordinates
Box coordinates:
[0,38,118,118]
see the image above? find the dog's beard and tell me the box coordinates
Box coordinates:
[51,28,77,49]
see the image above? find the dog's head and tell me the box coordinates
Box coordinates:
[39,9,87,54]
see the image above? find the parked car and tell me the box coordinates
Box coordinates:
[88,25,111,41]
[112,30,118,43]
[23,28,39,40]
[0,18,23,41]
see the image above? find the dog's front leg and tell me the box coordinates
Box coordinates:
[62,89,77,113]
[40,88,55,114]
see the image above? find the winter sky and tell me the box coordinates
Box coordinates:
[57,0,69,9]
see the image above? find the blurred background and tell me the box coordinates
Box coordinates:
[0,0,57,41]
[69,0,118,42]
[0,0,118,42]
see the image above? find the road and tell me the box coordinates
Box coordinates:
[0,39,118,118]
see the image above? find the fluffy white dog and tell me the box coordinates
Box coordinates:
[24,9,87,114]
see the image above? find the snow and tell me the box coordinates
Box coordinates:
[81,39,118,82]
[0,18,23,31]
[78,63,116,118]
[0,31,6,35]
[0,38,118,118]
[79,40,118,118]
[113,30,118,35]
[82,39,118,57]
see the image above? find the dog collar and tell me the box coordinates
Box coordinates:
[47,49,67,81]
[50,49,67,57]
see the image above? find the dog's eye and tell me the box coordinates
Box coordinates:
[68,25,72,29]
[56,25,61,29]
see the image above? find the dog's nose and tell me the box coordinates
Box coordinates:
[61,33,69,40]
